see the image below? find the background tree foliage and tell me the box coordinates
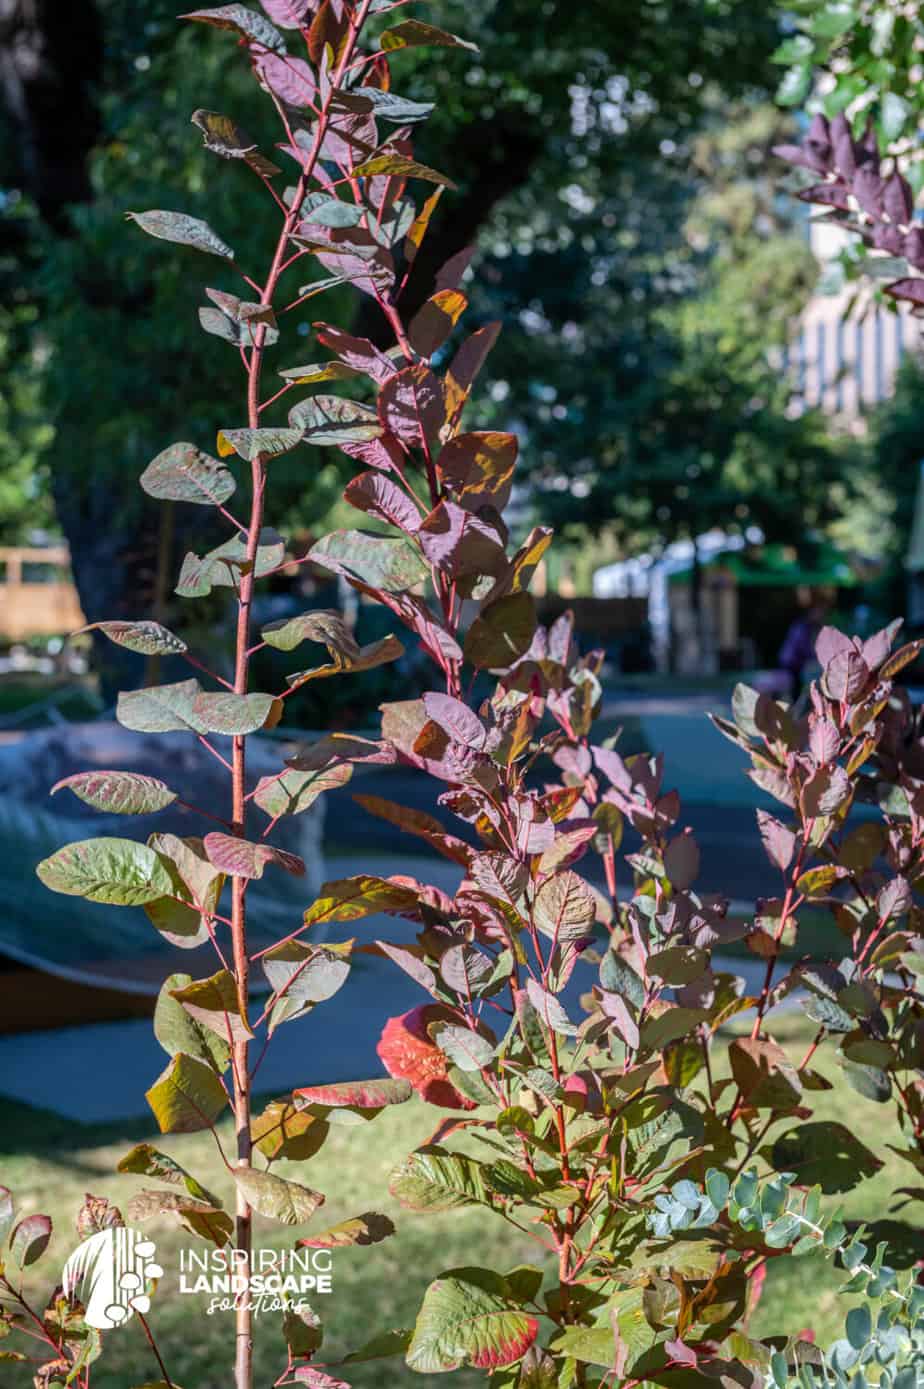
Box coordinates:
[0,0,902,643]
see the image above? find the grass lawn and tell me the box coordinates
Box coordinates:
[0,1012,912,1389]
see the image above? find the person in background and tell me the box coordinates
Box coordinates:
[778,602,826,702]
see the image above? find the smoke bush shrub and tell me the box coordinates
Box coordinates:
[0,5,922,1389]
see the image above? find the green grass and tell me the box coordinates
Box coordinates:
[0,1013,911,1389]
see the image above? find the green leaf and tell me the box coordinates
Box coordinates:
[307,530,429,592]
[600,951,645,1007]
[407,1267,538,1373]
[36,836,174,904]
[190,109,280,177]
[77,620,187,655]
[9,1214,52,1268]
[551,1327,616,1369]
[809,3,857,38]
[881,92,911,141]
[51,771,177,815]
[278,361,363,384]
[254,763,352,818]
[389,1146,489,1212]
[340,1328,413,1365]
[233,1166,324,1224]
[288,395,383,446]
[283,1303,323,1358]
[297,1212,395,1248]
[303,874,420,925]
[0,1187,14,1246]
[151,972,230,1066]
[116,678,203,733]
[261,608,358,655]
[351,153,457,189]
[638,1005,709,1051]
[189,691,276,735]
[431,1023,495,1072]
[464,593,536,669]
[145,1051,229,1133]
[180,4,287,52]
[117,1142,217,1204]
[286,636,404,694]
[145,836,223,949]
[127,209,234,259]
[117,681,275,736]
[140,441,236,506]
[175,528,285,597]
[379,19,478,53]
[251,1098,330,1162]
[126,1189,232,1247]
[216,426,302,461]
[840,1057,891,1102]
[169,969,253,1043]
[776,64,812,107]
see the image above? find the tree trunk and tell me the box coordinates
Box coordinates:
[0,0,102,227]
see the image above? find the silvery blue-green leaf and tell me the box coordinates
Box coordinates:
[180,4,286,53]
[356,88,435,123]
[127,209,234,259]
[217,426,302,461]
[140,441,236,506]
[301,198,365,228]
[288,395,382,446]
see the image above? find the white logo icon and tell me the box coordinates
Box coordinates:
[62,1227,163,1329]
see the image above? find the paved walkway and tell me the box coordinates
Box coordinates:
[0,853,782,1123]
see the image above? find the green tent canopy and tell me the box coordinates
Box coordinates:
[669,542,859,588]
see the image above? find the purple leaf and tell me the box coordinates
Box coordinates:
[808,716,840,765]
[417,500,507,579]
[663,832,700,890]
[255,51,316,106]
[885,276,924,306]
[438,431,518,512]
[421,692,487,749]
[445,322,501,420]
[343,471,422,533]
[852,167,883,218]
[203,832,305,880]
[904,228,924,269]
[801,764,851,819]
[180,4,287,52]
[259,0,314,27]
[314,322,396,385]
[408,288,467,358]
[52,771,178,816]
[830,114,857,177]
[883,172,913,226]
[378,363,445,446]
[815,625,855,666]
[756,810,795,872]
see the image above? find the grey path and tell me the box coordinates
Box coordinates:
[0,849,780,1124]
[0,700,796,1124]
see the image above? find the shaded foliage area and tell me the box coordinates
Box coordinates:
[0,0,842,648]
